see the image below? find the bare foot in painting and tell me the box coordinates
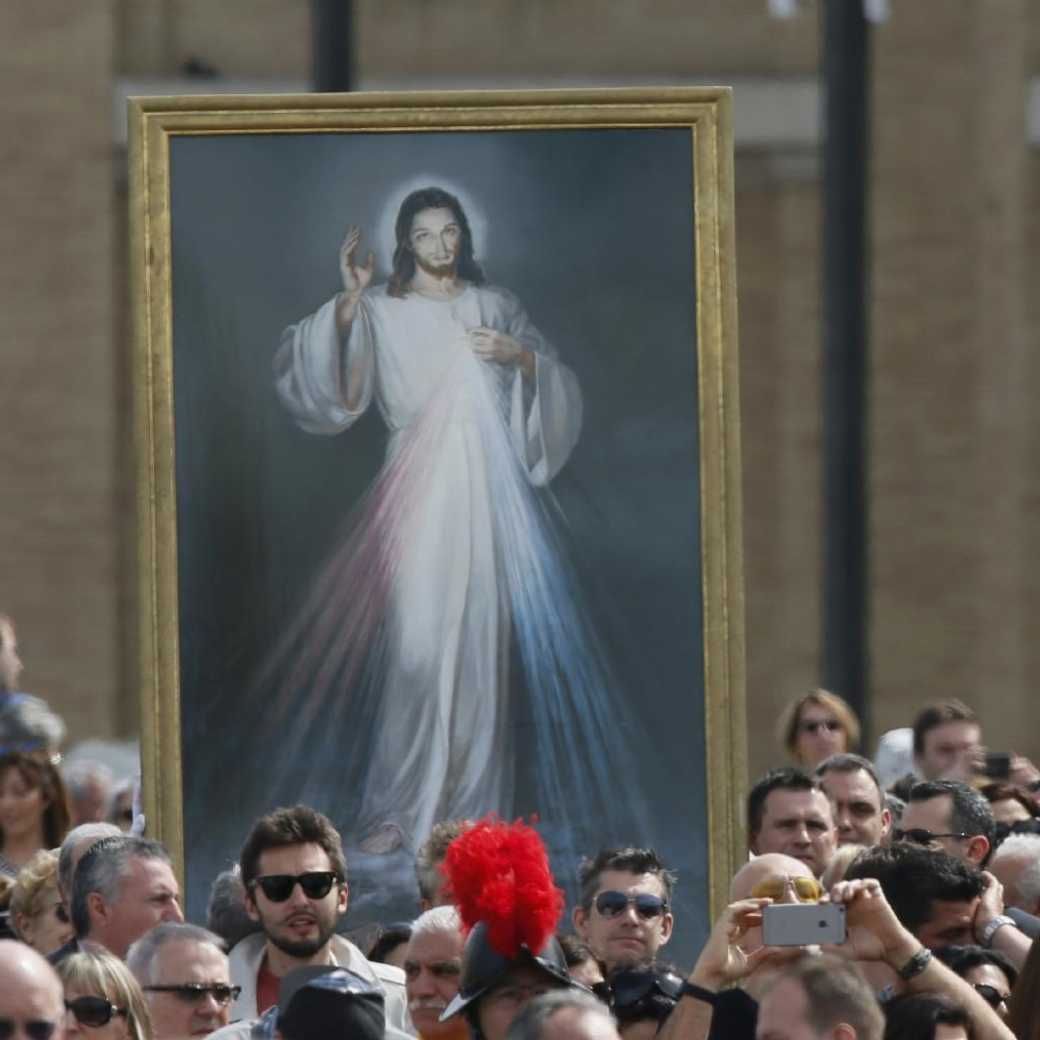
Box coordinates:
[359,822,405,855]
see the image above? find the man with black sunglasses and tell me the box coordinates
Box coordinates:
[227,805,408,1032]
[0,939,66,1040]
[572,848,676,975]
[128,922,235,1038]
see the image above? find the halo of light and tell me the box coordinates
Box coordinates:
[373,175,489,278]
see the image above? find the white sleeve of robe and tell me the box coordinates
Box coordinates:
[498,289,583,487]
[272,295,374,435]
[274,286,583,486]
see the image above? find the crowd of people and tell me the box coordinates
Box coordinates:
[3,609,1040,1040]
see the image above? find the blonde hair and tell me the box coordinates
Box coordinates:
[57,946,153,1040]
[777,688,861,761]
[9,848,60,935]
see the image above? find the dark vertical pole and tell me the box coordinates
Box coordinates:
[821,0,870,734]
[311,0,354,93]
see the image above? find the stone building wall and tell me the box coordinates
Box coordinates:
[2,1,1037,780]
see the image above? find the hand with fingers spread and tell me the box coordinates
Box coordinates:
[336,226,375,333]
[339,226,375,298]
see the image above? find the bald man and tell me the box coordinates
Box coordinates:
[0,939,67,1040]
[730,854,824,904]
[652,855,818,1040]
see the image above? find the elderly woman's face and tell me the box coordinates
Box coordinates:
[0,765,47,841]
[794,704,847,767]
[18,878,74,955]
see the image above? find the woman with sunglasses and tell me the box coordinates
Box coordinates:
[777,688,861,770]
[57,947,153,1040]
[0,751,70,877]
[9,849,73,955]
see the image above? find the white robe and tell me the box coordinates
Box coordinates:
[273,283,582,848]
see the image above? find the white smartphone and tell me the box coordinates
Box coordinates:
[761,903,847,946]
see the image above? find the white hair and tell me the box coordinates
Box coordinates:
[507,990,613,1040]
[410,904,462,944]
[57,822,122,898]
[62,760,114,799]
[991,833,1040,910]
[127,922,225,985]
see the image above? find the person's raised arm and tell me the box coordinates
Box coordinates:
[656,898,776,1040]
[972,871,1032,970]
[333,225,375,408]
[335,225,374,338]
[827,878,1016,1040]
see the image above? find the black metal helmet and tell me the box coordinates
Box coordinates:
[441,921,576,1022]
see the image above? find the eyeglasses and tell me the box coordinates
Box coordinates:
[801,719,842,734]
[250,871,339,902]
[0,1020,60,1040]
[592,891,669,919]
[892,828,971,846]
[65,997,127,1028]
[972,983,1009,1009]
[749,876,822,903]
[143,984,242,1006]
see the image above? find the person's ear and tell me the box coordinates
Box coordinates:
[14,911,33,944]
[831,1024,857,1040]
[87,891,109,927]
[967,836,990,867]
[337,879,349,915]
[880,808,892,839]
[243,886,260,922]
[658,911,674,945]
[572,904,589,939]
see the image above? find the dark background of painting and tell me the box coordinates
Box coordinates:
[170,126,708,961]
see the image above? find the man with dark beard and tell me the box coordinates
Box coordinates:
[226,805,408,1030]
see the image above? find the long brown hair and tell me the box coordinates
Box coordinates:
[387,187,485,298]
[0,750,71,850]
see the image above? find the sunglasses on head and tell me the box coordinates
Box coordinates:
[0,1021,59,1040]
[65,997,127,1029]
[143,984,241,1006]
[972,983,1008,1009]
[892,828,970,846]
[749,876,822,903]
[251,871,339,902]
[593,891,668,919]
[801,719,841,734]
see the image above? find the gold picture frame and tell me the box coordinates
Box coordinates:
[129,86,745,956]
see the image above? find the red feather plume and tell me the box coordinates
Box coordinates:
[443,816,564,959]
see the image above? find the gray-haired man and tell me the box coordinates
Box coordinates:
[70,834,183,958]
[129,922,236,1039]
[507,990,619,1040]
